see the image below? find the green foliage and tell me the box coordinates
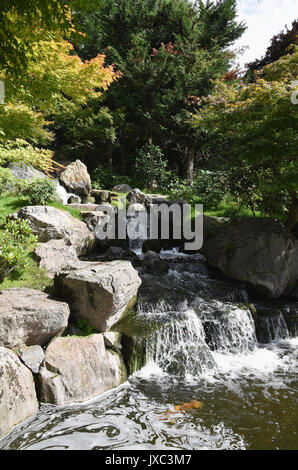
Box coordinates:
[168,171,225,208]
[0,219,38,282]
[135,145,167,190]
[73,0,245,178]
[0,140,54,173]
[0,254,52,291]
[193,46,298,229]
[92,166,134,190]
[21,178,56,206]
[245,20,298,82]
[77,319,95,336]
[0,167,17,194]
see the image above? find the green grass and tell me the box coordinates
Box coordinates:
[0,253,53,292]
[0,193,83,225]
[48,201,82,220]
[0,194,28,225]
[0,193,80,292]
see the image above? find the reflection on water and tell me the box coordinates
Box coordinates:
[1,338,297,450]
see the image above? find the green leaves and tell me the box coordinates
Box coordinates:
[0,219,38,282]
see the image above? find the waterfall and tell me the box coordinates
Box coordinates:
[257,312,290,344]
[201,303,257,354]
[125,298,292,379]
[144,307,216,376]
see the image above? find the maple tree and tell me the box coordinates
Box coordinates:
[192,47,298,230]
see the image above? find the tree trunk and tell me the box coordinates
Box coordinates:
[186,140,196,185]
[107,142,113,169]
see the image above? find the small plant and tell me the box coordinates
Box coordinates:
[0,219,38,282]
[77,319,95,336]
[0,167,17,194]
[21,177,56,205]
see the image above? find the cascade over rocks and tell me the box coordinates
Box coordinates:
[54,261,141,332]
[38,334,126,405]
[203,217,298,298]
[0,288,70,348]
[0,347,38,438]
[11,206,96,256]
[59,159,91,197]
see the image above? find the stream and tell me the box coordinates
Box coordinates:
[1,249,297,450]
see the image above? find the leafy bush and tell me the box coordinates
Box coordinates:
[168,170,225,208]
[0,167,17,194]
[0,139,54,173]
[0,219,38,282]
[135,145,167,190]
[92,166,134,190]
[21,178,56,205]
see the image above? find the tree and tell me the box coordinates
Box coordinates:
[192,46,298,230]
[0,19,118,172]
[0,0,104,76]
[245,19,298,82]
[72,0,246,181]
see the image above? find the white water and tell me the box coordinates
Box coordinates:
[135,301,296,389]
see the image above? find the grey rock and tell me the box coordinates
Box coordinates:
[11,205,95,256]
[204,218,298,298]
[18,345,45,374]
[59,160,91,197]
[127,189,151,206]
[38,334,126,405]
[9,163,46,181]
[0,288,70,348]
[112,184,132,193]
[54,261,141,331]
[81,210,106,231]
[67,195,81,204]
[104,246,124,260]
[35,239,80,278]
[139,250,168,274]
[103,332,122,350]
[90,189,111,204]
[67,203,99,212]
[0,347,38,438]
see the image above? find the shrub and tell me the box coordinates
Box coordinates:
[92,166,134,190]
[168,170,225,208]
[21,177,56,205]
[135,144,167,190]
[0,219,38,282]
[0,167,17,194]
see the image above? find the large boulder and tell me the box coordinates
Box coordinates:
[54,261,142,331]
[35,239,80,278]
[127,189,151,206]
[11,206,95,256]
[59,160,91,197]
[0,347,38,438]
[0,288,70,348]
[9,163,46,181]
[204,218,298,298]
[38,334,126,405]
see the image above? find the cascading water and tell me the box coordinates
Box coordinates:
[1,249,297,450]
